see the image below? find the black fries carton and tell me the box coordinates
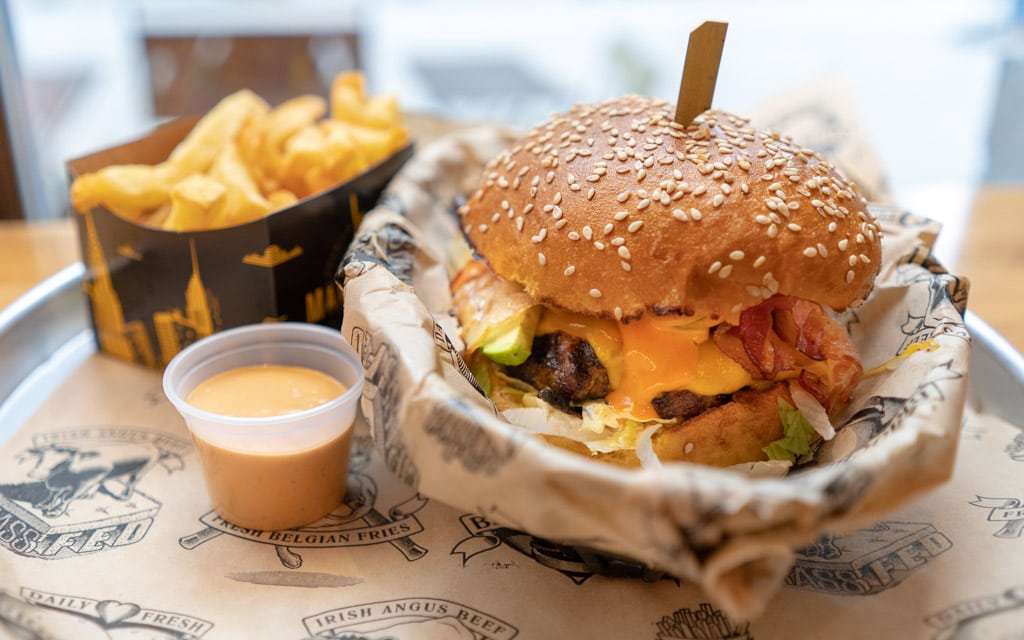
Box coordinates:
[68,117,412,369]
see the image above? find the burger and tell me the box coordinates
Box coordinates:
[450,95,882,468]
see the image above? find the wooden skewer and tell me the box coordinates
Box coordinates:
[674,21,729,126]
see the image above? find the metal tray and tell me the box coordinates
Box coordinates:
[3,263,1023,443]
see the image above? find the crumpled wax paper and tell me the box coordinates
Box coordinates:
[336,115,970,620]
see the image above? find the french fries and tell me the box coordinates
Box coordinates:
[70,72,408,231]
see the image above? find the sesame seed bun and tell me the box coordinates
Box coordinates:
[459,95,882,322]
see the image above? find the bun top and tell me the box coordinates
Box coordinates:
[459,95,882,322]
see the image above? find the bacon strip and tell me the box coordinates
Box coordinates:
[713,295,862,415]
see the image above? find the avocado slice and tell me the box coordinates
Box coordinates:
[480,306,541,366]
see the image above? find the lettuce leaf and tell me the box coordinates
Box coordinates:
[763,398,817,462]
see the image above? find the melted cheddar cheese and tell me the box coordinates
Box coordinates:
[537,309,753,420]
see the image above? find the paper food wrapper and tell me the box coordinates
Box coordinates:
[336,106,971,620]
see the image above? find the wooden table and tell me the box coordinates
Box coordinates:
[2,187,1023,354]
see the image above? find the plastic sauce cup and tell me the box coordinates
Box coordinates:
[163,323,365,531]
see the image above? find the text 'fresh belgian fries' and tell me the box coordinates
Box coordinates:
[70,72,408,231]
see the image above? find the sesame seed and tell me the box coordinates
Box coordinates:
[621,261,632,271]
[589,288,602,298]
[753,255,766,268]
[684,442,695,454]
[637,168,647,181]
[755,215,772,225]
[554,218,568,229]
[690,208,703,220]
[729,250,745,260]
[594,241,606,250]
[817,243,829,257]
[537,252,546,265]
[618,246,632,260]
[718,264,734,278]
[838,238,849,251]
[637,198,651,210]
[587,188,596,200]
[478,224,489,233]
[811,199,825,208]
[531,229,547,243]
[768,224,778,238]
[523,203,534,214]
[708,261,722,274]
[787,223,802,232]
[545,171,555,183]
[543,204,554,213]
[693,185,708,196]
[672,209,688,222]
[515,217,524,231]
[552,206,563,219]
[564,265,576,276]
[849,255,858,266]
[627,220,644,233]
[603,223,614,235]
[614,306,623,320]
[614,210,630,221]
[582,226,593,240]
[568,231,580,240]
[617,191,630,203]
[846,269,855,283]
[860,254,871,264]
[712,194,725,208]
[553,192,562,204]
[747,285,763,297]
[803,247,818,257]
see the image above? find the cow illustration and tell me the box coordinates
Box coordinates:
[6,441,183,518]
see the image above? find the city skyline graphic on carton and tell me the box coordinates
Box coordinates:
[81,210,221,367]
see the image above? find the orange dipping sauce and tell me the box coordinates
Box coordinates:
[185,364,353,531]
[187,364,346,417]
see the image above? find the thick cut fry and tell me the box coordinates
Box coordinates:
[162,89,269,180]
[70,164,175,219]
[277,123,335,197]
[329,71,366,122]
[163,174,227,231]
[267,189,298,210]
[337,122,408,164]
[208,140,271,227]
[360,94,403,129]
[260,95,328,182]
